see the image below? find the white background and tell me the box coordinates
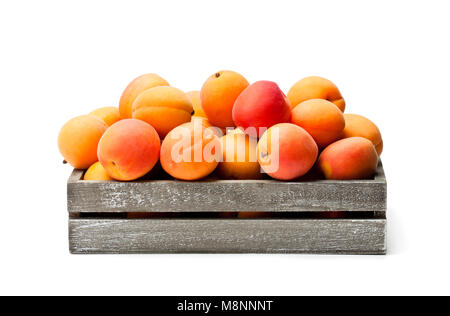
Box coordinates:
[0,0,449,296]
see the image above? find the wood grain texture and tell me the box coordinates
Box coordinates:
[69,218,387,255]
[68,162,386,214]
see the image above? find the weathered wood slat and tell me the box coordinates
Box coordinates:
[68,163,386,213]
[69,218,387,255]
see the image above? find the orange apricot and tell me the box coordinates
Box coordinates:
[237,212,271,219]
[97,119,161,181]
[119,73,169,119]
[218,132,263,179]
[200,70,249,128]
[257,123,318,180]
[287,76,345,112]
[89,106,121,126]
[190,116,225,137]
[132,86,193,138]
[342,114,383,155]
[160,121,220,180]
[58,115,108,169]
[84,162,113,181]
[318,137,378,180]
[291,99,345,148]
[186,90,206,118]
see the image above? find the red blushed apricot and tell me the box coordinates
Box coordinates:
[287,76,345,112]
[342,114,383,155]
[58,115,108,169]
[89,107,121,126]
[318,137,378,180]
[291,99,345,148]
[84,162,113,181]
[119,73,169,119]
[97,119,161,181]
[160,121,220,181]
[233,81,292,138]
[257,123,318,180]
[200,70,249,129]
[132,86,193,138]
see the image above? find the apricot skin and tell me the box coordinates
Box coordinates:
[200,70,249,129]
[89,107,121,126]
[97,119,161,181]
[160,121,220,181]
[218,132,263,180]
[119,73,169,119]
[188,91,221,133]
[287,76,345,112]
[84,162,113,181]
[318,137,378,180]
[58,115,108,169]
[187,90,206,118]
[257,123,318,180]
[291,99,345,148]
[342,114,383,155]
[233,81,292,138]
[237,212,270,219]
[132,86,193,138]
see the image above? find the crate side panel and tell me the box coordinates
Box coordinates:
[68,180,386,213]
[69,218,386,254]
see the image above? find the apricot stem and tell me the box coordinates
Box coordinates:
[215,72,221,78]
[63,160,67,164]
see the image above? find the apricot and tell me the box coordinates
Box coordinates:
[97,119,161,181]
[233,81,292,138]
[342,114,383,155]
[318,137,378,180]
[190,116,225,137]
[187,90,206,118]
[189,96,225,135]
[191,116,212,129]
[58,115,108,169]
[287,76,345,112]
[291,99,345,148]
[160,120,220,180]
[257,123,318,180]
[200,70,249,128]
[132,86,193,138]
[119,73,169,119]
[237,212,270,219]
[89,106,121,126]
[139,160,164,180]
[218,132,263,179]
[84,162,113,181]
[226,128,245,135]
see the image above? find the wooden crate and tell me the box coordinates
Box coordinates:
[67,163,387,255]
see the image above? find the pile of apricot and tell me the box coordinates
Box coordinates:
[58,71,383,182]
